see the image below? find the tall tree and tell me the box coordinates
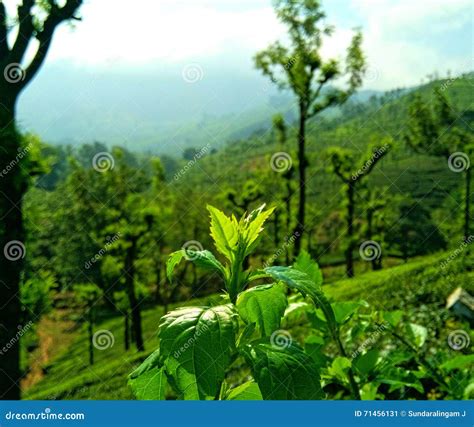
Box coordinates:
[0,0,82,399]
[328,140,391,277]
[255,0,366,256]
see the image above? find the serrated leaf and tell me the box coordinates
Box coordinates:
[226,381,262,400]
[243,206,275,256]
[167,249,227,283]
[159,305,237,399]
[237,283,287,337]
[185,249,227,277]
[166,250,185,282]
[264,266,337,338]
[207,205,239,260]
[128,350,167,400]
[293,250,323,287]
[241,341,323,400]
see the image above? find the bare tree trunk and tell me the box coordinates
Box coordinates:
[124,311,130,351]
[124,239,144,352]
[293,107,307,257]
[346,181,355,278]
[87,307,94,365]
[464,166,471,242]
[0,99,23,399]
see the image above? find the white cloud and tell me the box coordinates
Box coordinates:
[46,0,283,65]
[4,0,472,89]
[352,0,473,89]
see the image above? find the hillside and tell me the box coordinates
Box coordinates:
[24,251,473,400]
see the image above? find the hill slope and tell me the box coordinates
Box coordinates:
[24,251,473,400]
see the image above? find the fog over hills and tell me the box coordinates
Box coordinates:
[17,61,379,156]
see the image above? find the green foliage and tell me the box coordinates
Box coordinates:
[237,284,287,337]
[20,273,54,323]
[129,205,334,400]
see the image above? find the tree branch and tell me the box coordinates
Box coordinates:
[0,1,8,59]
[19,0,83,90]
[10,0,36,64]
[356,145,390,181]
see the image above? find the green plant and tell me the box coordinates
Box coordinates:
[128,206,473,401]
[128,205,361,400]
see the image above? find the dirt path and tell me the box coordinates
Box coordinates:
[21,312,77,391]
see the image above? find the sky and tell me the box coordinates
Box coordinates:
[4,0,473,90]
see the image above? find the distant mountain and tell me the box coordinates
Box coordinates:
[17,61,381,156]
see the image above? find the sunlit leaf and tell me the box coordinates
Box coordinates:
[237,283,287,337]
[159,305,237,399]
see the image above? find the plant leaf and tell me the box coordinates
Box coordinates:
[159,305,237,399]
[226,381,263,400]
[185,249,227,277]
[441,355,474,372]
[406,323,428,348]
[236,283,288,337]
[166,250,185,282]
[354,349,380,376]
[293,250,323,287]
[128,350,167,400]
[241,341,323,400]
[243,206,275,256]
[264,266,337,338]
[207,205,239,260]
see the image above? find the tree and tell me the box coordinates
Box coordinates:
[255,0,366,256]
[74,284,103,366]
[272,114,295,264]
[386,200,446,261]
[0,0,82,399]
[328,140,391,277]
[406,90,473,241]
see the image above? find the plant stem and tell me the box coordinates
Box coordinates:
[390,330,450,390]
[335,333,361,400]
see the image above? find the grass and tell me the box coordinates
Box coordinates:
[24,251,473,400]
